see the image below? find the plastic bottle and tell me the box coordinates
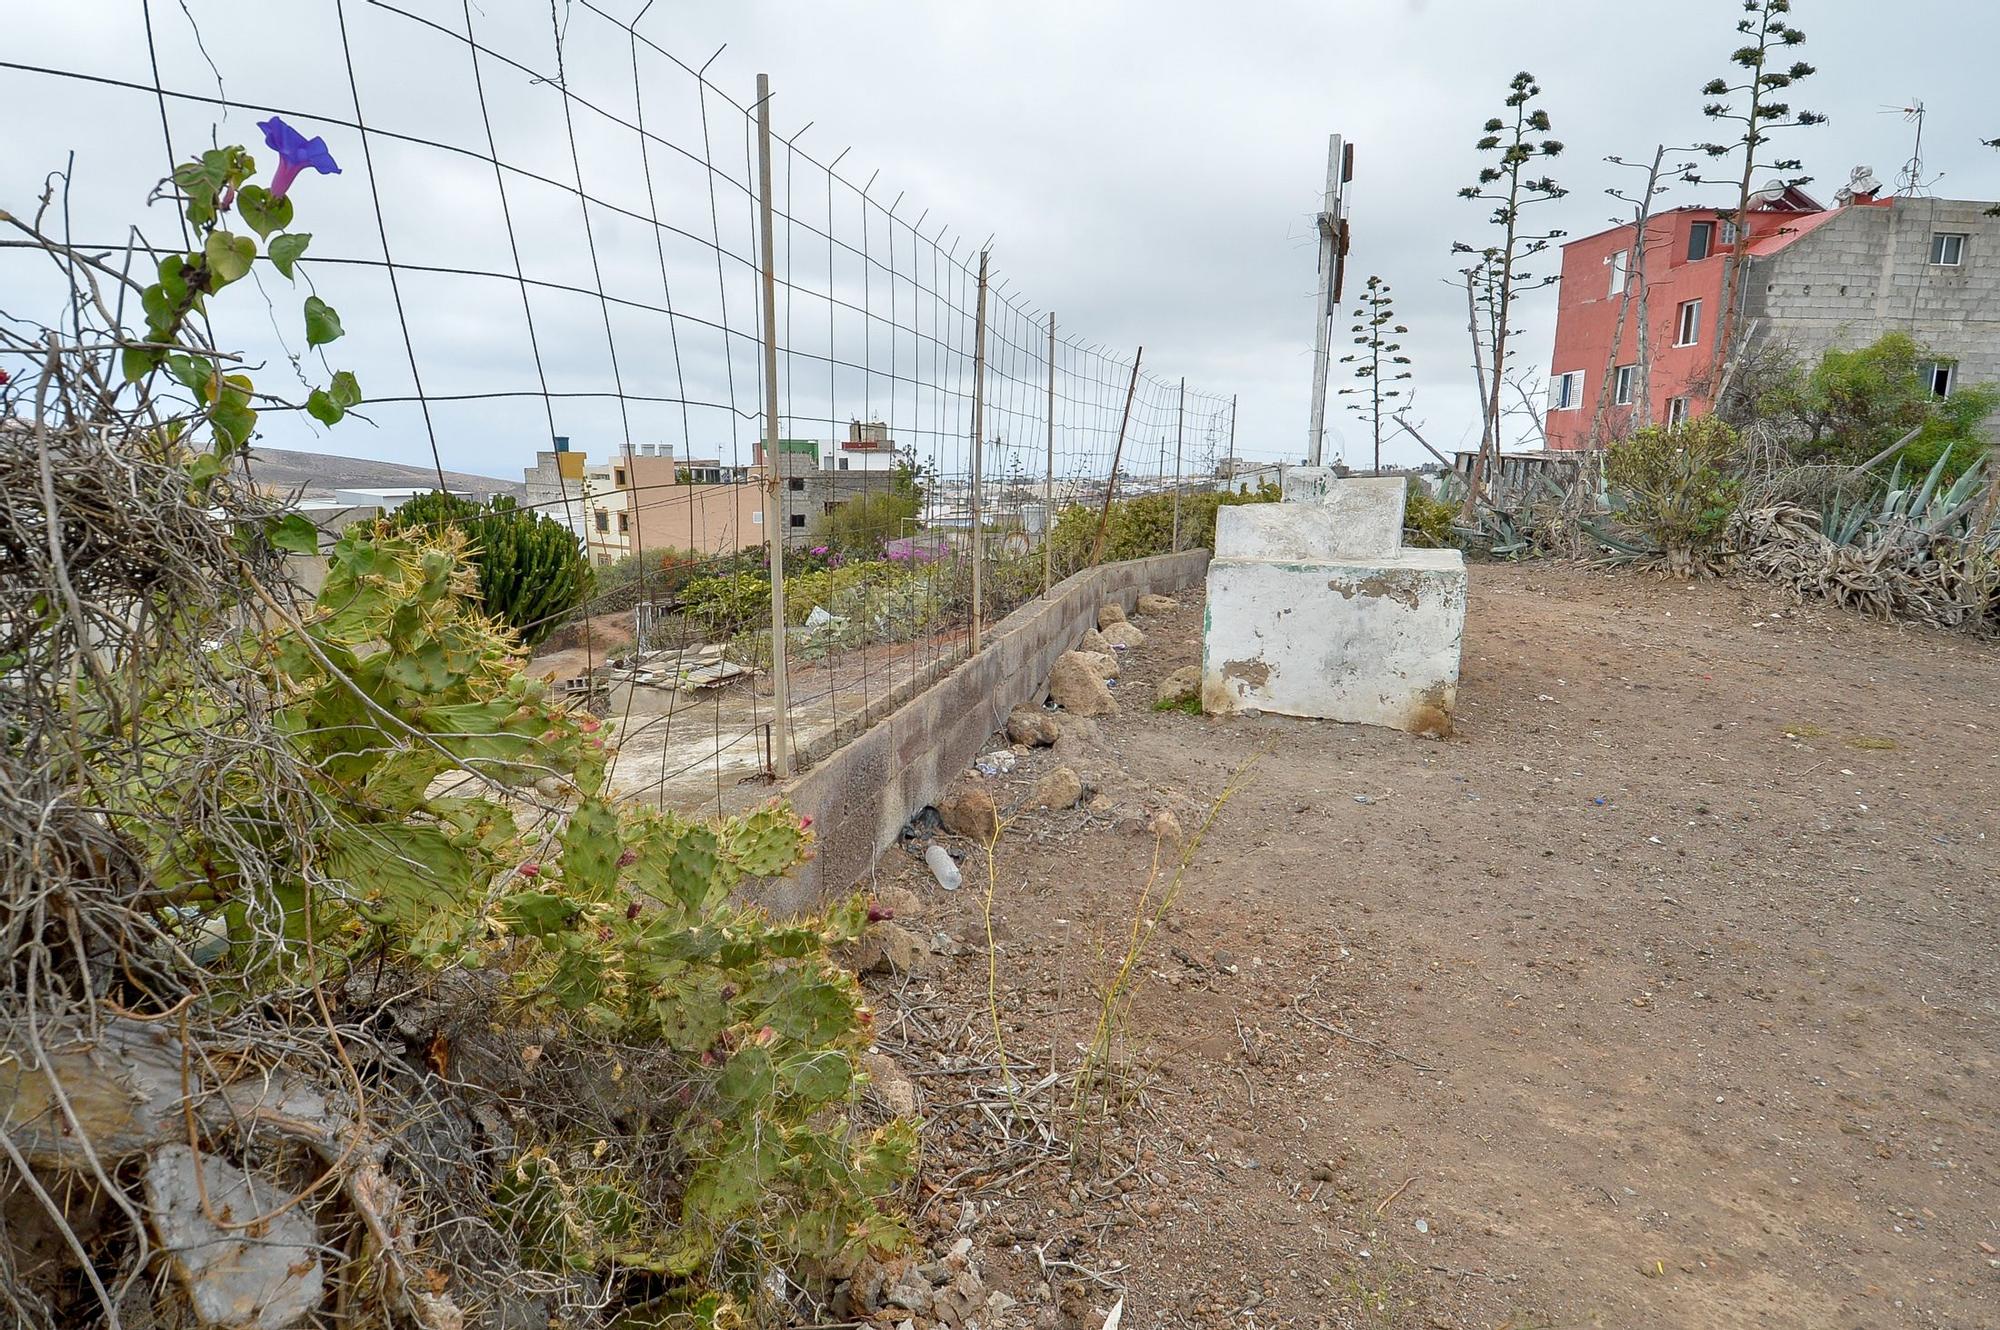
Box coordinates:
[924,843,962,892]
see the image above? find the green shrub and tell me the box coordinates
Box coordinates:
[1605,417,1742,577]
[1047,481,1279,574]
[389,491,591,648]
[680,570,772,637]
[1402,478,1458,548]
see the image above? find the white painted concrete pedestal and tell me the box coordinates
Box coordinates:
[1202,474,1467,736]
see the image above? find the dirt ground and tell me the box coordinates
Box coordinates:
[857,561,1999,1330]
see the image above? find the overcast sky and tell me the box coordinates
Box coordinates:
[4,0,1994,481]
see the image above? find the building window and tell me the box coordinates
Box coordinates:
[788,513,806,528]
[1548,369,1585,412]
[594,510,608,534]
[787,477,805,492]
[1687,221,1715,261]
[1667,396,1691,428]
[1607,248,1628,299]
[1675,299,1702,347]
[1613,364,1635,406]
[616,512,629,535]
[613,467,626,487]
[823,501,838,516]
[597,554,611,567]
[1930,232,1967,266]
[1919,360,1956,397]
[752,510,763,525]
[1720,220,1739,248]
[838,457,850,471]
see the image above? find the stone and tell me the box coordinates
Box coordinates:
[860,1051,920,1117]
[1047,652,1118,717]
[883,1275,934,1316]
[1032,765,1084,810]
[1099,621,1146,650]
[1076,650,1119,680]
[852,921,933,976]
[1078,626,1114,654]
[872,885,925,920]
[936,777,999,840]
[144,1144,324,1330]
[1097,603,1128,629]
[1136,593,1177,616]
[1154,666,1201,706]
[1006,705,1059,747]
[1148,809,1184,843]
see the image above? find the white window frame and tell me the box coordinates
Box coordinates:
[1613,364,1636,406]
[1919,359,1956,398]
[1667,396,1691,428]
[1720,220,1739,248]
[1930,232,1967,267]
[1607,248,1629,299]
[1675,299,1702,347]
[1549,369,1585,412]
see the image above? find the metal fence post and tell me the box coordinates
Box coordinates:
[1088,349,1143,568]
[754,72,790,780]
[969,250,989,648]
[1225,393,1238,495]
[1172,375,1185,551]
[1043,309,1056,598]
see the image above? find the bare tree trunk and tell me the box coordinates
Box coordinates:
[1463,268,1491,493]
[1589,145,1665,447]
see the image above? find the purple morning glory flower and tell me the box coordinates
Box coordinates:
[257,116,340,200]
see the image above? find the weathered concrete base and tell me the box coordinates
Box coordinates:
[1201,549,1466,736]
[772,549,1209,912]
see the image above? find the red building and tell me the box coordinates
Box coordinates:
[1542,185,1836,450]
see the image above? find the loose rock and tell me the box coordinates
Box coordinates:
[1078,626,1115,654]
[1006,705,1060,747]
[851,921,934,976]
[1099,621,1146,650]
[935,777,999,840]
[1047,652,1119,717]
[1076,650,1119,680]
[1136,593,1177,615]
[873,885,925,920]
[1155,665,1201,706]
[1032,765,1084,810]
[860,1051,920,1117]
[1097,603,1128,629]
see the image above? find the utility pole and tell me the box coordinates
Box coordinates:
[754,72,789,779]
[1043,309,1056,597]
[1306,133,1352,465]
[969,250,989,648]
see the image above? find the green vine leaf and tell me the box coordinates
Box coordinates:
[267,513,320,555]
[204,231,257,287]
[268,232,311,280]
[235,184,293,239]
[304,295,344,347]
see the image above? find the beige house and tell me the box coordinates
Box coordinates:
[525,443,769,567]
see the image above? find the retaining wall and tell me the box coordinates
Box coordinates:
[768,549,1210,913]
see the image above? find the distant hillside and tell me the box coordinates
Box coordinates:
[243,447,525,501]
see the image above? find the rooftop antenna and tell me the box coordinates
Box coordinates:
[1888,99,1936,196]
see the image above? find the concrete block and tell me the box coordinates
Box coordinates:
[1219,484,1405,561]
[1278,472,1408,545]
[1202,548,1467,736]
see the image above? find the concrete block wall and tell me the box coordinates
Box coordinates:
[764,549,1210,913]
[1746,199,2000,439]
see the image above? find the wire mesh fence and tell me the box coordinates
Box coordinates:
[1,0,1239,816]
